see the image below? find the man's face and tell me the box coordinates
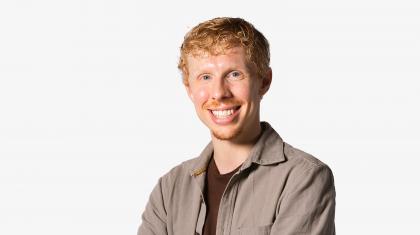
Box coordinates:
[184,47,271,142]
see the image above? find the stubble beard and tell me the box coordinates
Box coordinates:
[211,125,243,141]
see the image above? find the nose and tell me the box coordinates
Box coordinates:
[210,77,232,100]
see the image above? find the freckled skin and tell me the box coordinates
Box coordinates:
[184,47,271,143]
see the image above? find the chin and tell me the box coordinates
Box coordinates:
[211,125,243,140]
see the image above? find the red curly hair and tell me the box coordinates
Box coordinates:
[178,17,270,85]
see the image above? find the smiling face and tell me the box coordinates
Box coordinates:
[185,47,271,142]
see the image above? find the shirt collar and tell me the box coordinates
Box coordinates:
[189,122,286,177]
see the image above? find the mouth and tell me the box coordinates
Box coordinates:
[208,106,241,124]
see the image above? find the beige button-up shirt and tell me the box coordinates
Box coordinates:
[138,122,336,235]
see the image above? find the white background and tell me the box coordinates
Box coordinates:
[1,0,419,234]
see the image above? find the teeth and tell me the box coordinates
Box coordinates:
[211,109,235,118]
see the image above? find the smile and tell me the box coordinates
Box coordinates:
[208,106,241,124]
[211,109,235,118]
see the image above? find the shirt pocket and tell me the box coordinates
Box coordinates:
[237,224,273,235]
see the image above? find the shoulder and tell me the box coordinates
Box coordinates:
[283,142,332,172]
[275,142,335,191]
[278,142,335,193]
[150,155,204,208]
[157,155,201,188]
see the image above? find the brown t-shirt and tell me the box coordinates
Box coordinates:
[203,157,241,235]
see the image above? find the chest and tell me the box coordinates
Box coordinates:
[169,167,285,235]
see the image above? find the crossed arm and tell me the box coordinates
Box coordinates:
[138,165,335,235]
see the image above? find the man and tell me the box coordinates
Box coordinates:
[138,17,335,235]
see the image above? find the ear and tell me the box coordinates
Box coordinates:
[259,68,272,96]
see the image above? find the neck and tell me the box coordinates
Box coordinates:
[211,123,262,174]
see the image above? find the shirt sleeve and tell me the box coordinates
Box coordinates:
[272,165,336,235]
[137,177,168,235]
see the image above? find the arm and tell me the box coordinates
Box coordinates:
[138,178,168,235]
[272,165,336,234]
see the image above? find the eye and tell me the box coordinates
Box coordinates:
[227,71,243,80]
[200,74,211,81]
[232,71,241,77]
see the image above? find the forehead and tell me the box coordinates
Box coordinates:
[186,47,249,71]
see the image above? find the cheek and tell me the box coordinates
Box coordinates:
[191,87,209,106]
[248,81,262,100]
[231,84,253,101]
